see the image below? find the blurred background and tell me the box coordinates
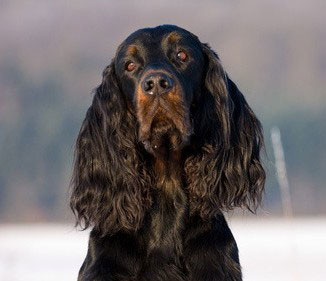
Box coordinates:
[0,0,325,280]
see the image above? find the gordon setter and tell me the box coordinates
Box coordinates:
[70,25,265,281]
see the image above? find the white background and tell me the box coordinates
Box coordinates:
[0,218,325,281]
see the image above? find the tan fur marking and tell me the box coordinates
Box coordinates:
[166,31,182,43]
[126,45,138,56]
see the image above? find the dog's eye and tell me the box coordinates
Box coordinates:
[125,61,136,72]
[176,51,187,62]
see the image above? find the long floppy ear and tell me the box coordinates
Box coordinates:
[185,44,265,219]
[70,61,152,236]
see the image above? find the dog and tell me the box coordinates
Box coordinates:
[70,24,265,281]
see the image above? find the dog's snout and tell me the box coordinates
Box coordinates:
[142,73,174,95]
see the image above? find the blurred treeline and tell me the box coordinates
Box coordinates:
[0,0,325,222]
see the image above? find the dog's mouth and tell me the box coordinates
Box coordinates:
[145,114,181,152]
[138,104,192,155]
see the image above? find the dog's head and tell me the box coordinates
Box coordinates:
[71,25,265,235]
[113,25,205,155]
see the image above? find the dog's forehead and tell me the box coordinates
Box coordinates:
[116,25,200,56]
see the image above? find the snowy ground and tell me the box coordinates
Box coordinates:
[0,218,325,281]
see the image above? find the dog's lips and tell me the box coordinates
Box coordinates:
[139,112,191,154]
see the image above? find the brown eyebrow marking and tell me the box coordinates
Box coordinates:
[126,44,139,56]
[165,31,183,44]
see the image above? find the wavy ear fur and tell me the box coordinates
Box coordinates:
[185,44,265,219]
[70,62,152,236]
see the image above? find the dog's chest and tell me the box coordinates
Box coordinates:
[147,186,187,258]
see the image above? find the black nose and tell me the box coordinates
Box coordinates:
[142,72,174,95]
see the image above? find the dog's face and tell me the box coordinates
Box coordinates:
[114,25,205,154]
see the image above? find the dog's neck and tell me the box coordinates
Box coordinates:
[153,149,182,192]
[148,149,187,258]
